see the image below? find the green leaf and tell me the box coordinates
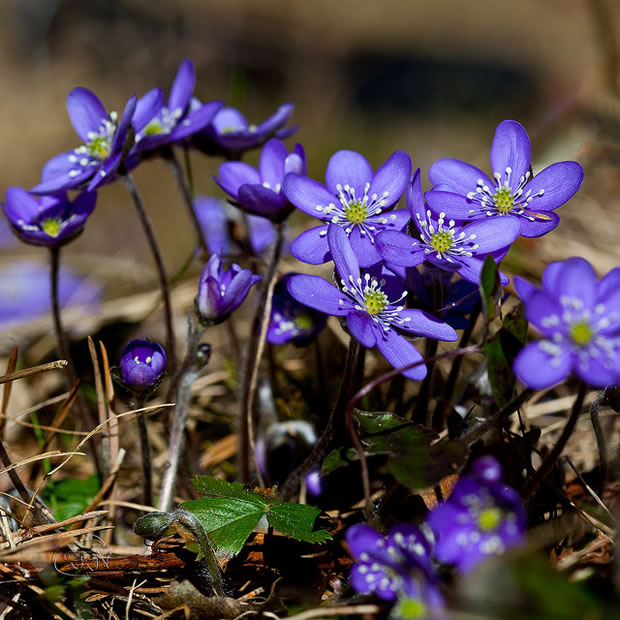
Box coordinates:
[42,473,101,523]
[502,302,527,345]
[183,476,331,558]
[322,410,436,475]
[387,439,469,491]
[267,503,331,544]
[479,255,501,327]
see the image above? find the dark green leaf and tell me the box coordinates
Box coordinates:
[387,439,469,491]
[479,255,501,327]
[321,410,436,475]
[43,474,101,523]
[267,503,331,544]
[191,476,269,507]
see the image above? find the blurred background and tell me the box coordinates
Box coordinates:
[0,0,618,350]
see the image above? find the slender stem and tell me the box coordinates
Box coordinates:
[280,338,361,501]
[239,223,285,484]
[162,148,208,255]
[134,396,153,506]
[521,383,588,501]
[590,394,608,496]
[433,300,481,427]
[158,316,205,513]
[121,173,176,372]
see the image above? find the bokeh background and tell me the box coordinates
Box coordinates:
[0,0,618,349]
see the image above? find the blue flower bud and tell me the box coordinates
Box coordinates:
[119,339,167,393]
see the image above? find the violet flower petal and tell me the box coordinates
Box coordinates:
[324,150,373,196]
[428,158,494,195]
[490,120,531,184]
[289,226,330,264]
[67,87,108,142]
[286,274,350,315]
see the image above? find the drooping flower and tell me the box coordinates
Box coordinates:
[513,257,620,389]
[215,139,305,222]
[425,120,584,237]
[0,260,101,332]
[375,169,520,285]
[193,103,296,159]
[346,522,442,610]
[283,150,412,267]
[2,187,96,247]
[133,59,222,153]
[267,273,327,345]
[287,225,457,380]
[119,339,167,394]
[427,456,526,573]
[195,252,261,325]
[31,89,137,194]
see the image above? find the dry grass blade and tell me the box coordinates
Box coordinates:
[46,403,173,476]
[88,336,110,475]
[0,359,67,385]
[0,347,18,436]
[0,450,85,476]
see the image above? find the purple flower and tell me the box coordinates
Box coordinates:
[194,196,288,257]
[346,522,441,608]
[376,170,520,285]
[0,260,101,331]
[284,150,412,267]
[215,139,305,222]
[119,339,167,394]
[267,274,327,345]
[31,89,137,194]
[2,187,96,247]
[195,252,261,324]
[513,257,620,389]
[133,60,222,153]
[287,225,457,380]
[193,103,296,159]
[425,120,584,238]
[427,456,526,573]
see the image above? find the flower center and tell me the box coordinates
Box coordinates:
[40,218,62,238]
[430,230,454,253]
[570,320,594,346]
[364,288,389,315]
[295,312,313,330]
[478,507,502,532]
[144,119,163,136]
[394,597,427,619]
[344,199,368,225]
[85,115,117,161]
[493,186,514,214]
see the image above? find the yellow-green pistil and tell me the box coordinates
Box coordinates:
[364,288,388,315]
[478,507,502,532]
[87,135,111,160]
[41,218,62,238]
[570,321,594,346]
[144,120,164,136]
[344,199,368,225]
[430,230,454,253]
[494,186,514,214]
[295,313,313,330]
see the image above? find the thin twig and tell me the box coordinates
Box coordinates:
[0,360,67,385]
[0,347,18,438]
[521,382,589,501]
[239,223,285,484]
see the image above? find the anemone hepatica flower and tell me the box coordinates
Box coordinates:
[513,257,620,389]
[284,150,411,268]
[287,225,457,380]
[346,522,442,610]
[425,120,584,238]
[133,60,222,153]
[31,89,137,194]
[267,274,327,345]
[0,260,101,332]
[119,339,167,394]
[427,456,526,573]
[2,187,96,247]
[195,252,261,325]
[215,139,305,222]
[193,102,296,159]
[376,170,520,285]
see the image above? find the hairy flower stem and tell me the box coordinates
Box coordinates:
[158,316,206,513]
[121,173,176,372]
[162,147,208,256]
[49,247,99,443]
[432,300,481,428]
[521,383,588,501]
[132,396,153,506]
[134,509,222,595]
[280,339,361,501]
[239,223,285,484]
